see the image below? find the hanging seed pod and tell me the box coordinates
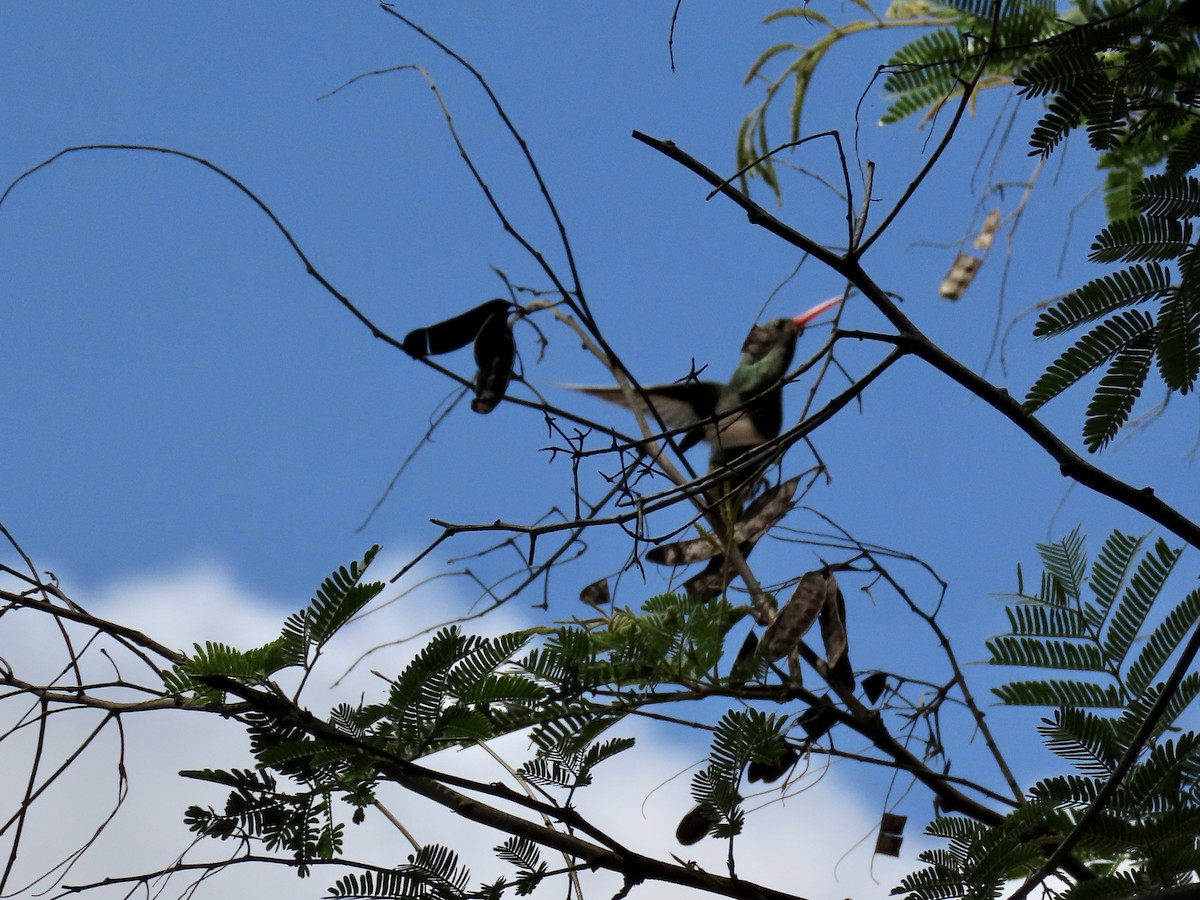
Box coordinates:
[728,629,760,685]
[861,671,888,704]
[675,804,718,846]
[874,812,907,857]
[403,299,516,414]
[402,299,512,358]
[796,701,837,740]
[579,577,610,606]
[818,580,854,691]
[759,567,834,660]
[470,307,515,414]
[747,743,800,784]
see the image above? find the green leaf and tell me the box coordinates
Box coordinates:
[1083,337,1155,450]
[1134,173,1200,219]
[1156,287,1200,392]
[992,678,1125,708]
[1125,588,1200,696]
[1101,537,1180,669]
[1025,310,1156,411]
[986,636,1108,671]
[1033,264,1173,337]
[1089,217,1194,263]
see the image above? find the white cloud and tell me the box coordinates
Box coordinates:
[1,558,926,899]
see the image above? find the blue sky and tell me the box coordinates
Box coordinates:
[3,3,1198,897]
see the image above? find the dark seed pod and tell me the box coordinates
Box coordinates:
[403,299,516,415]
[675,804,718,846]
[728,629,760,684]
[862,672,888,704]
[747,744,799,784]
[796,701,837,740]
[874,812,907,857]
[470,308,515,414]
[818,582,854,691]
[759,568,833,660]
[402,299,512,358]
[579,577,610,606]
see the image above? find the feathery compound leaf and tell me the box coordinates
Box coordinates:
[1083,337,1155,450]
[1038,527,1088,604]
[1156,287,1200,391]
[331,844,470,899]
[881,30,965,124]
[1038,707,1123,777]
[1103,162,1142,223]
[1015,47,1112,98]
[1167,117,1200,175]
[1029,87,1091,157]
[444,631,531,699]
[1085,86,1128,151]
[1034,264,1173,337]
[989,529,1187,710]
[992,678,1125,708]
[1134,173,1200,218]
[1003,602,1088,638]
[1126,588,1200,696]
[1025,309,1156,411]
[986,636,1108,671]
[1088,530,1146,627]
[1089,216,1194,263]
[1102,537,1181,670]
[282,547,382,660]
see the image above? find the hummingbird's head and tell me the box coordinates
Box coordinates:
[740,296,842,364]
[741,318,800,362]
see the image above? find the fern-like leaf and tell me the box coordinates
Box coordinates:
[1083,337,1155,450]
[1025,310,1155,411]
[1134,173,1200,219]
[1156,288,1200,391]
[1089,216,1194,263]
[1033,263,1173,336]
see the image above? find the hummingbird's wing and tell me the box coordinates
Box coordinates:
[569,382,725,450]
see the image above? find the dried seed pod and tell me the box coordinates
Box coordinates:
[939,252,983,301]
[579,577,610,606]
[874,812,907,857]
[862,671,888,704]
[470,308,515,414]
[675,804,719,846]
[647,477,801,566]
[759,567,833,660]
[402,299,512,358]
[796,701,837,740]
[747,743,799,784]
[403,299,516,415]
[727,629,760,684]
[818,582,854,691]
[646,534,721,567]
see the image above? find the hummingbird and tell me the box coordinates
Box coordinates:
[571,296,841,468]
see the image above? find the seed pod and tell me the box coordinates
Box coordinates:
[861,671,888,704]
[675,805,718,846]
[579,577,610,606]
[759,568,834,660]
[470,308,515,414]
[818,582,854,691]
[747,743,799,784]
[874,812,907,857]
[403,299,516,415]
[796,701,837,740]
[402,299,512,358]
[646,477,800,567]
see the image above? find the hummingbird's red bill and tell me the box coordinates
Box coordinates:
[793,295,843,328]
